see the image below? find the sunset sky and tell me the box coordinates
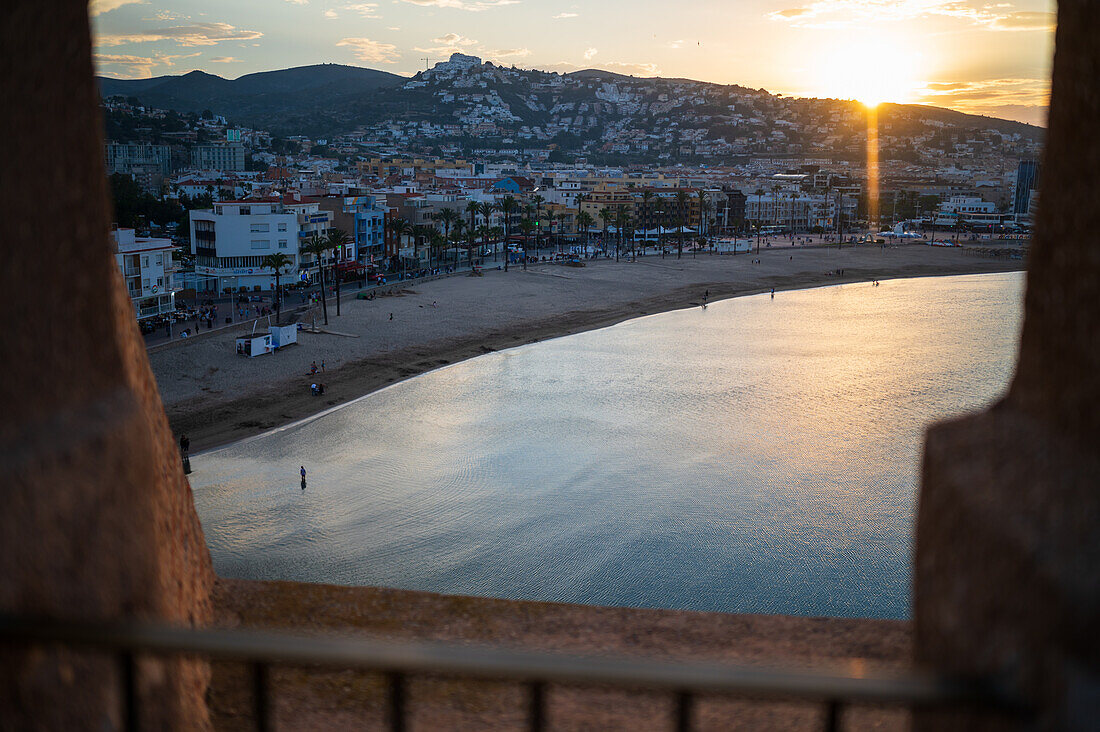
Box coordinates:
[90,0,1055,125]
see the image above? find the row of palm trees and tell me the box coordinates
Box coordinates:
[259,227,351,327]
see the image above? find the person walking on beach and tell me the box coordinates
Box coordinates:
[300,465,307,490]
[389,313,393,321]
[179,434,191,475]
[320,359,325,373]
[771,288,775,299]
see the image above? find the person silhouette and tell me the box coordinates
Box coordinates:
[300,465,307,490]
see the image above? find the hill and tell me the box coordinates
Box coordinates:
[99,56,1044,159]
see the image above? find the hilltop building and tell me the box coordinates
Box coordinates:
[191,143,246,172]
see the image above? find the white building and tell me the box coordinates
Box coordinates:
[189,195,333,293]
[112,228,179,319]
[938,195,996,215]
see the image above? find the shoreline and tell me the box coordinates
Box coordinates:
[160,247,1025,453]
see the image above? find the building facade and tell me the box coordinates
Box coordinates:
[112,227,179,319]
[105,143,172,191]
[191,144,246,172]
[189,195,332,292]
[1013,160,1040,217]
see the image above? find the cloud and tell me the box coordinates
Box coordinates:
[284,0,309,4]
[415,32,479,54]
[583,47,598,60]
[89,0,145,16]
[915,76,1050,123]
[553,12,578,19]
[343,2,381,17]
[96,22,263,47]
[324,9,338,18]
[484,47,531,61]
[336,37,401,63]
[94,50,200,78]
[768,0,1056,31]
[209,56,242,63]
[667,39,684,49]
[399,0,519,11]
[604,61,660,76]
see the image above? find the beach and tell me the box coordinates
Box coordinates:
[153,243,1025,452]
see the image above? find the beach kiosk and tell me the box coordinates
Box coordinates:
[235,333,273,358]
[269,324,298,350]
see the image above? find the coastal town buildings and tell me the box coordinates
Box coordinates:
[188,195,333,293]
[112,227,179,318]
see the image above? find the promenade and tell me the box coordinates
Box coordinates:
[152,243,1025,451]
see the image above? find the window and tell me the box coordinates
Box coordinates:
[250,223,270,233]
[154,254,162,266]
[277,223,288,232]
[278,240,288,249]
[156,277,164,287]
[250,240,270,250]
[141,256,149,267]
[142,278,150,289]
[239,206,251,216]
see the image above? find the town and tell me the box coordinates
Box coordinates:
[102,55,1042,338]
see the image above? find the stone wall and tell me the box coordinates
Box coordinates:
[0,1,215,728]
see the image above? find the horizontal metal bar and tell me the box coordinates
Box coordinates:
[0,615,1022,711]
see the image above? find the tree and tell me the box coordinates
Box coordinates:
[388,217,411,276]
[598,207,613,258]
[478,202,497,262]
[301,234,333,325]
[675,190,688,259]
[639,190,656,254]
[530,194,545,254]
[518,219,534,269]
[466,200,480,251]
[696,190,709,256]
[451,219,466,265]
[499,195,518,271]
[434,208,459,264]
[576,210,594,256]
[614,208,632,262]
[260,252,292,324]
[326,228,351,316]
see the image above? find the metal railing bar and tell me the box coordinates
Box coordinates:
[253,662,271,732]
[0,615,1023,711]
[824,699,839,732]
[675,691,693,732]
[388,672,405,732]
[121,652,138,732]
[529,681,545,732]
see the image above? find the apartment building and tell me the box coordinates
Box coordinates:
[189,195,332,293]
[112,227,179,319]
[191,143,246,172]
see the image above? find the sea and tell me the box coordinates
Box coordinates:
[189,272,1024,620]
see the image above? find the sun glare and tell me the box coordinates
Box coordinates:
[808,35,922,107]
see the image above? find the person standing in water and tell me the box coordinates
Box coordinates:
[300,465,307,490]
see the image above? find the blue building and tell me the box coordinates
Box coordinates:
[1014,160,1040,216]
[320,195,387,265]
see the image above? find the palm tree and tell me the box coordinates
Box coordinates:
[388,216,411,275]
[325,228,351,316]
[675,190,688,259]
[301,233,333,325]
[435,208,459,265]
[451,218,466,265]
[518,218,534,269]
[598,206,612,258]
[753,188,765,254]
[614,208,631,262]
[576,210,594,257]
[696,190,708,257]
[477,202,496,261]
[260,252,292,324]
[640,190,655,254]
[465,200,480,248]
[530,194,545,254]
[411,224,432,269]
[500,195,518,271]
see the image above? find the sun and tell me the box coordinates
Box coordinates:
[807,34,922,106]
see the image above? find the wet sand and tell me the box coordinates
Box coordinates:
[152,244,1024,452]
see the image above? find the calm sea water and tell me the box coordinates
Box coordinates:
[190,272,1024,619]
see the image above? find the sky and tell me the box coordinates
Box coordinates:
[90,0,1056,126]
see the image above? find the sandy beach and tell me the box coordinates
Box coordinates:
[153,243,1025,451]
